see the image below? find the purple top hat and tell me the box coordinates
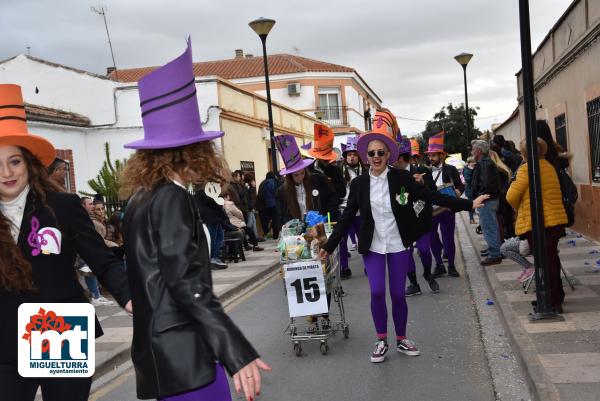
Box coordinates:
[275,134,314,176]
[396,133,411,155]
[124,37,223,149]
[342,136,358,156]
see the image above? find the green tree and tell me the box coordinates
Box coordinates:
[80,142,127,207]
[421,103,481,159]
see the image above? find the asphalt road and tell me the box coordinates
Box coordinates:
[92,248,495,401]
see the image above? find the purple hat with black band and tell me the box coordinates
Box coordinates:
[342,135,358,156]
[124,37,223,149]
[275,134,314,175]
[396,132,411,155]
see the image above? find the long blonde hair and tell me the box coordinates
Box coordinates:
[489,150,512,177]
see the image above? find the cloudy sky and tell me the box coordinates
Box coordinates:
[1,0,572,135]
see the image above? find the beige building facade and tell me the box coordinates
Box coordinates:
[512,0,600,239]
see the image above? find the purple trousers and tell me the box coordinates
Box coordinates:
[430,211,456,267]
[408,234,433,277]
[340,216,362,270]
[159,364,231,401]
[362,250,410,337]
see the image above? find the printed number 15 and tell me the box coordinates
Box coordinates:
[291,277,321,303]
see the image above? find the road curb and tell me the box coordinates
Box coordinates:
[91,258,281,385]
[457,212,559,401]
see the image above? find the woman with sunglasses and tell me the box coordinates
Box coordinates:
[319,110,489,363]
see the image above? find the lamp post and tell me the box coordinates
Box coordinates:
[518,0,562,321]
[454,52,473,146]
[249,17,277,174]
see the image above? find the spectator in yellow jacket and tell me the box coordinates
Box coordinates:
[506,136,568,312]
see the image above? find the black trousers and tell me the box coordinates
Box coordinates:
[0,363,92,401]
[258,207,279,238]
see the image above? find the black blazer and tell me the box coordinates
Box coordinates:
[323,168,473,255]
[276,170,339,226]
[123,183,258,399]
[0,191,130,364]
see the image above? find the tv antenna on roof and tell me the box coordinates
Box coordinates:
[26,46,31,56]
[91,6,119,81]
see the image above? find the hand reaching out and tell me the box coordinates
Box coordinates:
[472,194,491,209]
[233,358,272,401]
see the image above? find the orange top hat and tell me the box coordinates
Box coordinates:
[0,84,55,166]
[425,131,446,154]
[357,110,399,164]
[308,123,337,162]
[410,139,421,157]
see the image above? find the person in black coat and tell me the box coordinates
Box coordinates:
[392,136,440,296]
[319,121,488,364]
[425,133,466,277]
[0,84,131,401]
[274,132,339,228]
[120,41,269,401]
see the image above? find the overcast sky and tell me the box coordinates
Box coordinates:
[1,0,573,135]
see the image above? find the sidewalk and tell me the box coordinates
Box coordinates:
[92,240,280,379]
[458,212,600,401]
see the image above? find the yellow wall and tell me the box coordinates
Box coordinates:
[220,118,269,182]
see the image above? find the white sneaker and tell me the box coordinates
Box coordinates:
[350,244,357,251]
[79,265,92,274]
[370,340,388,363]
[91,296,114,306]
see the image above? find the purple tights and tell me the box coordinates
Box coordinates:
[362,250,410,337]
[408,234,433,276]
[159,364,231,401]
[429,211,456,267]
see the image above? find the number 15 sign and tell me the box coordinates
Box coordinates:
[284,260,328,318]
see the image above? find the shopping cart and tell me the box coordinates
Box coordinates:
[281,246,349,356]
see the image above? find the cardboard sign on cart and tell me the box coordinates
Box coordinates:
[284,260,328,318]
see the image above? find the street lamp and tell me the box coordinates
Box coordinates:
[249,17,278,174]
[518,0,562,321]
[454,52,473,146]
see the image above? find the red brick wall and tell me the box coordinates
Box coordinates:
[55,149,76,193]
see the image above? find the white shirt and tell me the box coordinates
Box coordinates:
[368,168,405,254]
[296,183,307,217]
[0,185,30,243]
[340,165,359,210]
[432,165,444,188]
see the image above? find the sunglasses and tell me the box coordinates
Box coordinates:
[367,150,386,157]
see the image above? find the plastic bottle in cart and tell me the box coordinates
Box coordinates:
[310,239,319,259]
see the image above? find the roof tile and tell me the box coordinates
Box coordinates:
[109,54,355,82]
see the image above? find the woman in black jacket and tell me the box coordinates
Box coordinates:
[121,40,269,401]
[319,111,488,364]
[275,135,339,227]
[0,84,131,401]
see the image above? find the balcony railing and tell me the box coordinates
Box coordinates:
[316,106,348,127]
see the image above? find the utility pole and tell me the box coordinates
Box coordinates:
[91,6,118,80]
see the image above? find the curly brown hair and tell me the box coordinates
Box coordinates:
[120,141,231,198]
[0,147,60,292]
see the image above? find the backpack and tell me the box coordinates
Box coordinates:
[558,169,578,227]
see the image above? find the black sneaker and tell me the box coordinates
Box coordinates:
[370,340,388,363]
[432,265,446,278]
[447,266,460,277]
[397,339,420,356]
[425,276,440,293]
[340,269,352,280]
[405,284,422,297]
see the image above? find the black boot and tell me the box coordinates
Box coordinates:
[407,271,419,287]
[433,264,447,278]
[447,265,460,277]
